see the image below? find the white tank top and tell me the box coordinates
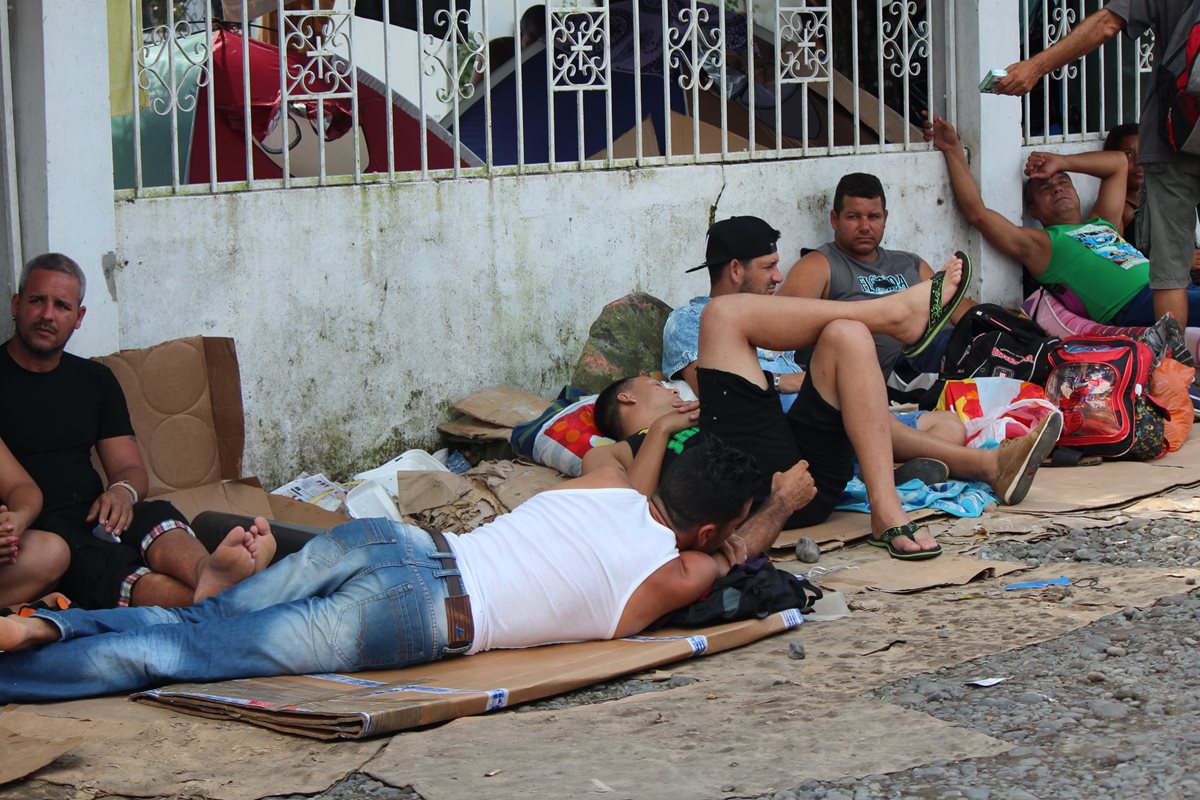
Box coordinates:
[445,487,679,653]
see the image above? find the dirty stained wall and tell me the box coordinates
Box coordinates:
[113,152,971,488]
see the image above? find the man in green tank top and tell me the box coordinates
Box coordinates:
[926,115,1200,327]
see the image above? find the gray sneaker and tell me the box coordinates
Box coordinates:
[893,457,950,486]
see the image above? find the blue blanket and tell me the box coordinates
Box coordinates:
[836,476,998,518]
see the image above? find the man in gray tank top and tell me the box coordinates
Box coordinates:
[778,172,971,377]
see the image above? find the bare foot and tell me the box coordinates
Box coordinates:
[193,518,272,603]
[892,256,964,344]
[0,614,60,652]
[251,517,276,574]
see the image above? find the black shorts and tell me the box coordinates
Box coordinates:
[698,368,854,528]
[35,499,192,609]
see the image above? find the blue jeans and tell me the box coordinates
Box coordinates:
[1112,284,1200,326]
[0,519,458,703]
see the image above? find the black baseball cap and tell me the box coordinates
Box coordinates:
[686,215,781,273]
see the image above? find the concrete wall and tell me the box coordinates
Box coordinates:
[114,151,971,487]
[10,0,118,355]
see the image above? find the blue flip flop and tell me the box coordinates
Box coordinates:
[902,250,973,357]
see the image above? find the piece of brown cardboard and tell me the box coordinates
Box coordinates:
[132,610,802,739]
[11,564,1193,800]
[268,493,352,529]
[437,416,512,442]
[0,725,82,786]
[152,480,274,523]
[667,110,762,155]
[481,462,564,508]
[815,555,1029,595]
[773,508,942,550]
[0,699,382,800]
[383,685,1009,800]
[1005,428,1200,514]
[588,116,661,159]
[394,471,472,513]
[451,386,549,428]
[93,337,244,496]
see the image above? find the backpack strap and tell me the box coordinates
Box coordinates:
[1157,1,1200,75]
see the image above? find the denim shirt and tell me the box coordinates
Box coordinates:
[662,296,805,410]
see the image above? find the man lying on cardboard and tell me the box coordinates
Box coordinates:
[0,435,817,702]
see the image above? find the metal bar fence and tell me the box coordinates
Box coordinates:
[1018,0,1154,147]
[119,0,1088,198]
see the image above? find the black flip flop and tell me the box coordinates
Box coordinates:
[866,522,943,561]
[903,250,973,357]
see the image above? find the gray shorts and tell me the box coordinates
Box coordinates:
[1137,158,1200,290]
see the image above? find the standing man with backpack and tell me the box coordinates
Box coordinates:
[993,2,1200,329]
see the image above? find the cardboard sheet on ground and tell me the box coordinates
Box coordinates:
[372,686,1009,800]
[774,507,942,551]
[0,698,382,800]
[131,611,802,739]
[927,511,1132,547]
[813,554,1029,594]
[1005,429,1200,514]
[0,725,81,786]
[674,564,1200,699]
[451,386,549,428]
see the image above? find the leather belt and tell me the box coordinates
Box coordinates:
[426,528,474,652]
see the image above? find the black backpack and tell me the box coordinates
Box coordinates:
[650,560,822,629]
[918,304,1062,410]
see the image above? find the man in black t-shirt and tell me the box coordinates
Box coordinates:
[1,253,274,608]
[587,267,1063,561]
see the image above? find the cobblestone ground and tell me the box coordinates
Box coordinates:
[752,517,1200,800]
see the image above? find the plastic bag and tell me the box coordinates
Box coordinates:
[937,377,1058,446]
[1149,356,1196,452]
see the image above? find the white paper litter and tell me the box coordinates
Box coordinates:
[964,677,1009,688]
[270,472,346,512]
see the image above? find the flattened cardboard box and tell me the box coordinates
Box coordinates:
[93,337,244,496]
[438,415,512,442]
[91,336,341,527]
[134,610,803,739]
[452,386,549,429]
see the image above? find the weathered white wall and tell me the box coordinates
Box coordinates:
[10,0,119,356]
[114,151,971,487]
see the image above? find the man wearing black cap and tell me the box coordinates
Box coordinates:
[663,216,970,463]
[663,216,807,411]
